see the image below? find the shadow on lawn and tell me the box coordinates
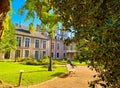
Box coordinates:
[24,70,46,73]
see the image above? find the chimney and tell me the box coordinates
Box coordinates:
[19,24,22,28]
[36,24,40,32]
[16,23,19,28]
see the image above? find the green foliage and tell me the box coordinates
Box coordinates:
[64,37,72,46]
[50,0,120,87]
[16,57,40,65]
[19,0,49,22]
[0,1,17,53]
[29,23,35,33]
[0,0,10,38]
[0,13,17,53]
[17,56,50,66]
[25,59,39,65]
[16,57,23,62]
[19,0,60,38]
[52,59,67,65]
[40,55,49,65]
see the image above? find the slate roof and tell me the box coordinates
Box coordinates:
[16,29,30,34]
[15,28,48,39]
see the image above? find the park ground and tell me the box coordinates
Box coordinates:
[19,66,101,88]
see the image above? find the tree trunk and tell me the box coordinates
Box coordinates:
[0,0,10,38]
[48,34,52,71]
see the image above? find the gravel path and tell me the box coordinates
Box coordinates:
[18,66,100,88]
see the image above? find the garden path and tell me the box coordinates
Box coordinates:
[19,66,101,88]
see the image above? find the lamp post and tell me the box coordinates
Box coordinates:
[48,32,52,71]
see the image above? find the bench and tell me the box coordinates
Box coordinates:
[66,64,76,76]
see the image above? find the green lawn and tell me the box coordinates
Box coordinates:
[53,59,87,66]
[72,59,87,66]
[0,62,66,86]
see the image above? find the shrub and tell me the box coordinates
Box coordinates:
[24,57,40,65]
[52,60,57,65]
[40,55,49,65]
[16,57,24,62]
[26,59,39,65]
[16,57,40,65]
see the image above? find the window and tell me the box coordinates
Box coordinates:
[57,43,59,50]
[57,53,59,58]
[43,51,46,57]
[52,43,54,49]
[24,50,29,57]
[35,51,39,59]
[4,51,10,59]
[17,36,21,47]
[43,41,46,49]
[63,53,66,58]
[15,50,20,58]
[25,38,30,48]
[35,39,39,48]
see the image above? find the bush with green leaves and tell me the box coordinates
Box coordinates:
[16,57,40,65]
[16,57,24,62]
[39,55,49,65]
[25,58,39,65]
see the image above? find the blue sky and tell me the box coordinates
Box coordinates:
[11,0,71,37]
[11,0,41,27]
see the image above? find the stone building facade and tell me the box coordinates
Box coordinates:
[0,25,76,60]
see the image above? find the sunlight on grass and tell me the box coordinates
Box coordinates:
[0,62,66,86]
[72,60,87,66]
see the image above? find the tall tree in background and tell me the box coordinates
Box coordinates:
[0,14,17,55]
[0,0,17,57]
[50,0,120,87]
[0,0,10,38]
[19,0,59,71]
[19,0,59,34]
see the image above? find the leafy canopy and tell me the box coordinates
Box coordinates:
[19,0,60,36]
[49,0,120,87]
[0,13,17,53]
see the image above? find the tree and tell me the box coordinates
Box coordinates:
[19,0,60,71]
[0,0,17,58]
[0,0,10,38]
[49,0,120,87]
[0,14,17,54]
